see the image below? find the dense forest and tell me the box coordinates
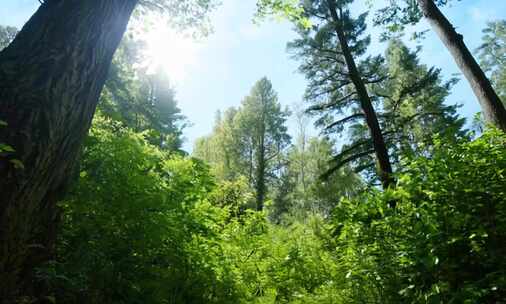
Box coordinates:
[0,0,505,303]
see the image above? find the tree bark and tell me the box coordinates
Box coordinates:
[417,0,506,131]
[326,0,395,189]
[255,109,266,211]
[0,0,138,300]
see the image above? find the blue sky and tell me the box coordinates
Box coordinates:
[2,0,506,152]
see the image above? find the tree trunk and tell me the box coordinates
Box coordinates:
[0,0,138,300]
[417,0,506,131]
[326,0,395,189]
[255,117,266,211]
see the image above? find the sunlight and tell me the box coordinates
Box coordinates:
[4,1,506,302]
[142,25,200,82]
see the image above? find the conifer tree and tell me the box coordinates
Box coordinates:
[289,0,394,187]
[370,40,466,166]
[478,20,506,105]
[375,0,506,131]
[194,78,290,210]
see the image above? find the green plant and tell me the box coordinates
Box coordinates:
[332,128,506,303]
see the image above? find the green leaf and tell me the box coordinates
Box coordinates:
[10,159,24,170]
[0,143,15,153]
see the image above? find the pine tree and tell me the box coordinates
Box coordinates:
[194,78,290,210]
[289,0,394,187]
[375,0,506,131]
[478,20,506,105]
[370,40,466,166]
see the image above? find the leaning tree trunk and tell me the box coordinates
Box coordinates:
[326,0,395,189]
[417,0,506,131]
[0,0,138,300]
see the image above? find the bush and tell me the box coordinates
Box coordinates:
[41,116,240,303]
[332,129,506,303]
[40,118,506,303]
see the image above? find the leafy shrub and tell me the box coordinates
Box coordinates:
[219,213,341,303]
[332,129,506,303]
[40,117,506,304]
[42,116,240,303]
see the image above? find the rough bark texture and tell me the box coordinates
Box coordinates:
[326,0,395,189]
[0,0,138,300]
[417,0,506,131]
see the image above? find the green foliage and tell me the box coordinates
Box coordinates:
[39,115,351,303]
[100,35,188,151]
[268,138,363,223]
[39,100,505,304]
[478,20,506,105]
[255,0,310,28]
[216,212,345,304]
[209,177,256,218]
[136,0,219,35]
[194,78,291,210]
[0,142,14,154]
[0,120,24,169]
[373,0,461,40]
[15,3,503,303]
[288,1,464,185]
[42,115,238,303]
[331,129,506,303]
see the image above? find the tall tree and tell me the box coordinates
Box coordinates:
[478,20,506,105]
[287,0,394,188]
[291,102,310,193]
[238,78,291,210]
[0,0,215,299]
[269,137,363,223]
[193,108,244,180]
[375,0,506,131]
[288,1,464,185]
[145,69,187,150]
[194,78,290,211]
[326,0,394,188]
[308,39,463,183]
[371,40,466,166]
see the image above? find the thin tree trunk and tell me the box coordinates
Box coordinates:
[326,0,395,189]
[0,0,138,300]
[301,139,307,193]
[248,142,254,183]
[297,108,307,192]
[255,115,266,211]
[417,0,506,131]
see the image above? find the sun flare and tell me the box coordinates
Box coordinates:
[142,25,200,83]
